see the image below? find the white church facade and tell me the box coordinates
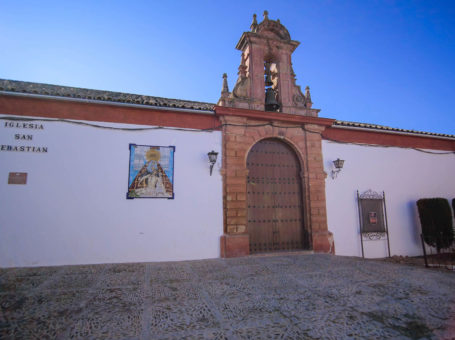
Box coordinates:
[1,13,454,267]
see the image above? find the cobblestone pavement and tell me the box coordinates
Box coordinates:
[1,254,455,339]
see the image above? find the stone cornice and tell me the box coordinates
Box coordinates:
[236,31,300,52]
[215,105,335,127]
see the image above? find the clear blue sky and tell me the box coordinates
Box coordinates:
[1,0,454,135]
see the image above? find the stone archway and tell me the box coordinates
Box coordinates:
[217,112,334,258]
[247,138,308,253]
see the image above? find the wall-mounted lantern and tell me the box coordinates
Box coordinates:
[208,151,218,176]
[331,158,345,179]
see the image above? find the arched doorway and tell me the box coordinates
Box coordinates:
[247,138,307,253]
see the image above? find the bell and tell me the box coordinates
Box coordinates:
[265,88,280,111]
[264,73,273,87]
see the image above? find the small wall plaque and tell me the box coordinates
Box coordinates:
[8,172,27,185]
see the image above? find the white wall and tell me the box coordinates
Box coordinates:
[0,114,223,267]
[323,139,455,258]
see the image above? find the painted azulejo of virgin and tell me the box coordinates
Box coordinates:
[127,144,175,199]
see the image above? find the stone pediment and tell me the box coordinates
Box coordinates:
[256,20,291,41]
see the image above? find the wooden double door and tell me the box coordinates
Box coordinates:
[247,138,307,253]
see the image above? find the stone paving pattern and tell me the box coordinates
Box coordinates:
[1,254,454,339]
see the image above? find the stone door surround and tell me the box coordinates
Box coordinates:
[216,106,335,257]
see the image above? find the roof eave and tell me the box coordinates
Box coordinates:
[332,121,455,141]
[0,91,216,115]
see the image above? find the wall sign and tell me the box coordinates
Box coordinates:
[8,172,27,184]
[368,212,377,224]
[1,120,48,153]
[127,144,175,199]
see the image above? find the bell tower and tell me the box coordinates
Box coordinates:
[217,12,334,259]
[218,11,319,117]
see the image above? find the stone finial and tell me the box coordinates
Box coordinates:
[250,14,258,32]
[263,10,269,21]
[305,86,313,108]
[221,73,229,95]
[238,64,247,78]
[238,53,247,78]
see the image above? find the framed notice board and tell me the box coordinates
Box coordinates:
[357,189,391,258]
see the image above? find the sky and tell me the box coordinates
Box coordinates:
[1,0,454,135]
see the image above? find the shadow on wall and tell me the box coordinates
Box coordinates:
[408,200,422,245]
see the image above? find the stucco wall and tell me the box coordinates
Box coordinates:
[0,115,223,267]
[323,139,455,258]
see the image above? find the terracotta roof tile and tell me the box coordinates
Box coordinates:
[1,79,453,139]
[334,120,455,139]
[0,79,215,112]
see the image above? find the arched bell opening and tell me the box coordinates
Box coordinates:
[246,138,310,253]
[264,61,280,112]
